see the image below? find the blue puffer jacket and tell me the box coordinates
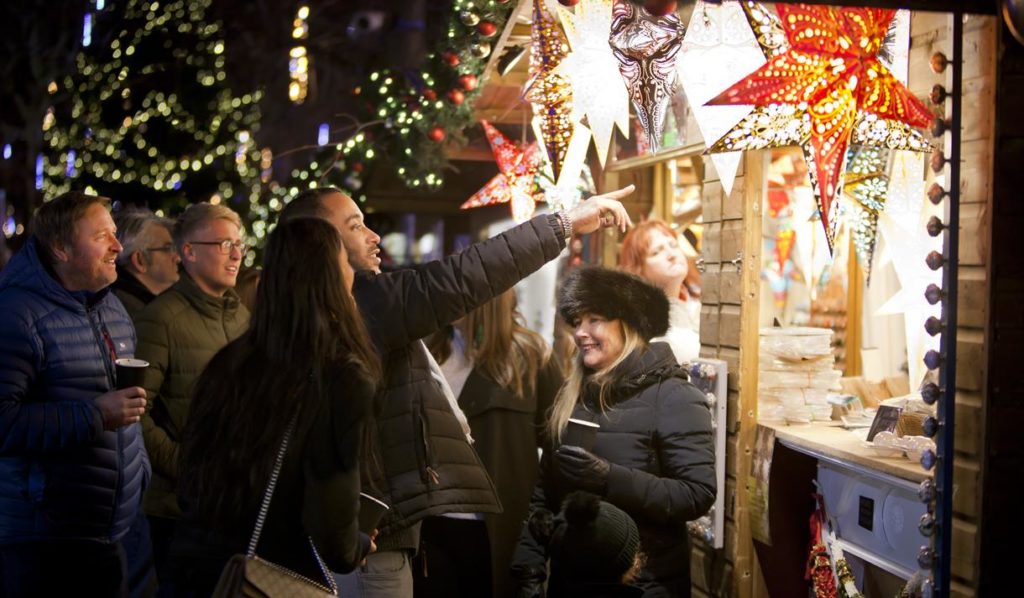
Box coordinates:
[0,237,150,545]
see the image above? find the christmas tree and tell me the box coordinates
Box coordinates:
[42,0,263,216]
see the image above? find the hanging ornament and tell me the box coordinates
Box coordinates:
[554,0,630,168]
[608,0,686,153]
[458,73,478,91]
[477,21,498,37]
[707,5,933,250]
[643,0,678,17]
[558,0,582,6]
[461,121,542,223]
[428,126,447,142]
[423,88,437,101]
[442,51,461,66]
[470,43,492,59]
[525,0,577,184]
[460,11,480,27]
[843,146,890,284]
[446,89,465,105]
[677,0,767,195]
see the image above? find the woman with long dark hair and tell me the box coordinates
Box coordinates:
[163,218,381,596]
[418,289,562,597]
[512,267,715,597]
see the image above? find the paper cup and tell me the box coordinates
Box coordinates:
[359,493,390,535]
[115,358,149,390]
[563,418,600,451]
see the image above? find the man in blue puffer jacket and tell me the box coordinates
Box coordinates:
[0,192,151,596]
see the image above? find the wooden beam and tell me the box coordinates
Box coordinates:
[481,0,533,87]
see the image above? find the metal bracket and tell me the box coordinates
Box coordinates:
[696,256,706,274]
[730,251,743,271]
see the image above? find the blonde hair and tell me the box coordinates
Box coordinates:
[173,202,242,252]
[547,321,644,444]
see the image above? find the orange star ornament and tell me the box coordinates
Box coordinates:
[708,5,933,245]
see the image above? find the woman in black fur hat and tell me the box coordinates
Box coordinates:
[511,267,717,598]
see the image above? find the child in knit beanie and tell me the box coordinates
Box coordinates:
[528,491,644,597]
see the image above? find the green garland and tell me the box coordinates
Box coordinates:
[273,0,516,207]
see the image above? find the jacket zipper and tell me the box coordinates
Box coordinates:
[89,307,123,540]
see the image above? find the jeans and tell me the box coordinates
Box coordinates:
[335,549,414,598]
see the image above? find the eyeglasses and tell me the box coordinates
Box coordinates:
[146,244,176,253]
[188,239,247,255]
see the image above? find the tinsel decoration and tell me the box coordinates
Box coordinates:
[525,0,576,184]
[608,0,685,153]
[460,121,541,223]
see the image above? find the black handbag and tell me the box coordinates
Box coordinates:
[212,413,338,597]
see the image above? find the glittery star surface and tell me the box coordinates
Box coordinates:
[461,121,541,223]
[704,3,932,250]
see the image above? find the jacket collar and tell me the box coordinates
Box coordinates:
[113,266,156,305]
[172,271,240,319]
[0,236,112,313]
[582,342,682,407]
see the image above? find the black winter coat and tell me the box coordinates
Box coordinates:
[166,348,373,595]
[512,342,716,598]
[353,213,565,545]
[458,356,562,598]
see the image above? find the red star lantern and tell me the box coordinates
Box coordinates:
[708,5,933,249]
[461,121,541,223]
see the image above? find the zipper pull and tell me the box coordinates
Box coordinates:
[425,466,440,485]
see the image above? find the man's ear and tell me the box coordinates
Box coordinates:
[51,243,70,263]
[130,250,148,273]
[181,243,197,263]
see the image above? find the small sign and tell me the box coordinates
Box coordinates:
[866,405,903,442]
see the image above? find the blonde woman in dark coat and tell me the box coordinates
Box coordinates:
[512,267,716,598]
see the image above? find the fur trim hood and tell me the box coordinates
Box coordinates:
[558,266,670,341]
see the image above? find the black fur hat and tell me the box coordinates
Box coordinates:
[558,266,670,341]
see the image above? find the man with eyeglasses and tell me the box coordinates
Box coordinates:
[112,208,181,320]
[133,202,250,579]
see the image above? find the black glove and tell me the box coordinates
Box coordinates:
[555,445,610,494]
[511,565,547,598]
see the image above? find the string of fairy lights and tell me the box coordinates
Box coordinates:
[42,0,263,221]
[270,0,514,212]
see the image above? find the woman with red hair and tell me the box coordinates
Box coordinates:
[618,220,700,364]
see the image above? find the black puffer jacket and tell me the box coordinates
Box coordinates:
[512,342,716,597]
[354,213,565,543]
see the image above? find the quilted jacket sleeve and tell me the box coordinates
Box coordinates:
[303,368,374,574]
[604,381,716,530]
[134,306,178,479]
[355,214,565,352]
[0,308,104,454]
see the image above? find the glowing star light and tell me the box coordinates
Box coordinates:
[461,121,541,223]
[609,0,685,153]
[553,0,629,167]
[677,0,767,194]
[526,0,576,184]
[708,5,933,250]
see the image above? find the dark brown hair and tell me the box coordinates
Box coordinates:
[180,218,380,525]
[31,191,110,265]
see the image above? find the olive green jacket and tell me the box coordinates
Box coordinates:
[135,273,249,518]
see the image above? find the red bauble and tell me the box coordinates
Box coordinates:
[442,51,460,67]
[352,162,364,173]
[446,89,465,105]
[428,127,446,143]
[557,0,582,5]
[477,21,497,37]
[643,0,677,16]
[423,88,437,101]
[458,74,478,91]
